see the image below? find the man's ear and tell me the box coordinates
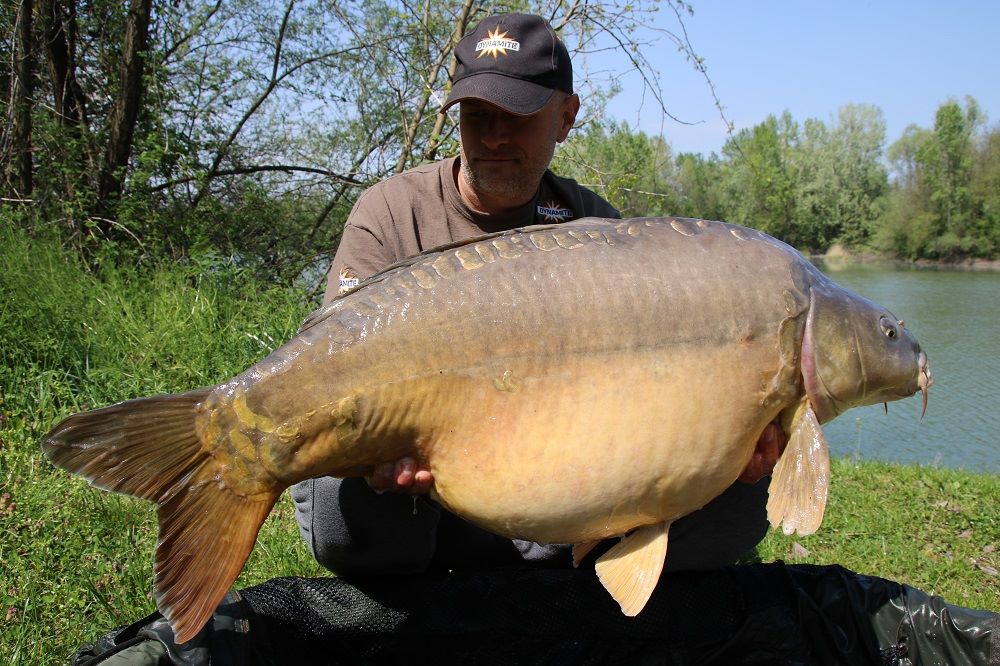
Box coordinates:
[556,93,581,142]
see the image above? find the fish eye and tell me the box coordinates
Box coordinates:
[879,316,898,339]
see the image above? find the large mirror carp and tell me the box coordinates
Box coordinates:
[42,217,932,642]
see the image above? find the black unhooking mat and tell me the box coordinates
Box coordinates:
[74,562,998,666]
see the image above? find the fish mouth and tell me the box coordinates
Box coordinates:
[917,351,932,419]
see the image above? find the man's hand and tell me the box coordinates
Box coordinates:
[367,457,434,495]
[738,419,787,484]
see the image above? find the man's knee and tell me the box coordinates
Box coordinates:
[291,475,439,575]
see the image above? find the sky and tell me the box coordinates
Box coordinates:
[596,1,1000,157]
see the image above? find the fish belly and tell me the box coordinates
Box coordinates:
[398,343,783,545]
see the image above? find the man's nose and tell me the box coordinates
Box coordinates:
[480,114,512,149]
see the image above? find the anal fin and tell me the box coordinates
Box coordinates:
[766,398,830,536]
[594,521,670,616]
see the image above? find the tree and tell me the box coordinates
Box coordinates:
[877,124,935,259]
[969,123,1000,256]
[880,98,984,260]
[795,105,887,250]
[2,0,34,198]
[96,0,152,218]
[553,120,677,217]
[717,106,886,253]
[672,151,725,221]
[2,0,153,238]
[918,98,979,257]
[721,112,800,246]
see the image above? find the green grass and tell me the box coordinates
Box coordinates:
[1,222,997,663]
[0,221,324,662]
[753,457,999,610]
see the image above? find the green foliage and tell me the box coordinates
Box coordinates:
[553,120,678,216]
[721,112,800,244]
[6,1,999,275]
[881,97,998,260]
[719,107,887,252]
[811,105,888,248]
[553,100,999,263]
[970,126,1000,255]
[672,151,726,221]
[7,0,682,283]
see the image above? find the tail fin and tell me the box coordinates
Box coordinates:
[41,389,279,644]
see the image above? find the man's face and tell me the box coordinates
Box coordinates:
[458,93,579,211]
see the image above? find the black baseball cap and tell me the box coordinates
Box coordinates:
[441,13,573,116]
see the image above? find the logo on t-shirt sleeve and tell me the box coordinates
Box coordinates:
[338,267,361,294]
[537,200,573,222]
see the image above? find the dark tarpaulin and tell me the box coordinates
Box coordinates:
[74,562,998,666]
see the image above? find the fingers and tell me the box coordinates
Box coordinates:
[411,469,434,494]
[366,457,434,495]
[737,418,788,484]
[758,419,788,468]
[370,461,396,490]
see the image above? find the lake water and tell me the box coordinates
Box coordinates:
[811,259,1000,473]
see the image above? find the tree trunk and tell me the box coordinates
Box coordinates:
[13,0,34,197]
[38,0,87,128]
[96,0,153,220]
[38,0,91,210]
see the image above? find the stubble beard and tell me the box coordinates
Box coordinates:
[460,141,556,208]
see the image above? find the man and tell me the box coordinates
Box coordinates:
[74,13,995,665]
[290,11,784,579]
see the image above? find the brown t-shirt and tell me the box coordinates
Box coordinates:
[325,155,620,301]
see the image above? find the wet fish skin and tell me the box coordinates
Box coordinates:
[41,217,930,642]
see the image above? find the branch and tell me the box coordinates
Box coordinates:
[398,0,475,172]
[160,0,224,63]
[191,0,294,206]
[151,164,364,193]
[664,1,741,154]
[583,11,689,126]
[191,2,376,206]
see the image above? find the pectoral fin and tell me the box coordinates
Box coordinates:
[766,398,830,536]
[594,521,670,616]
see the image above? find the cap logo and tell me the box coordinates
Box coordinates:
[476,27,520,59]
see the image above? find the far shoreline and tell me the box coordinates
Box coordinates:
[810,243,1000,272]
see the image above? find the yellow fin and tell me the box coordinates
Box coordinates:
[766,398,830,536]
[572,540,602,568]
[41,389,279,644]
[594,521,670,616]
